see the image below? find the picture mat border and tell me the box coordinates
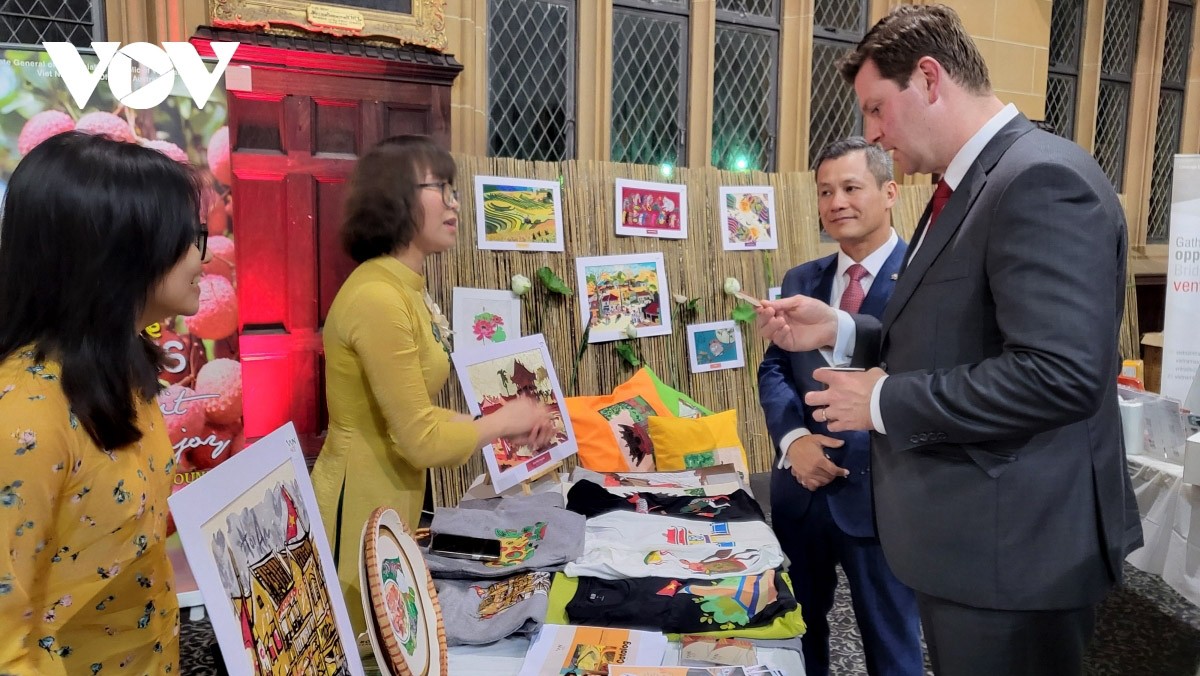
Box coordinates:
[474,174,566,252]
[451,333,579,492]
[575,252,673,344]
[686,319,746,373]
[169,422,366,676]
[614,177,690,240]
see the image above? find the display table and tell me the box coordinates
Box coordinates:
[447,635,806,674]
[1126,454,1200,606]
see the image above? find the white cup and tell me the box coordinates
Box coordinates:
[1118,399,1144,456]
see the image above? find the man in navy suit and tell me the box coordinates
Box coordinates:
[758,137,922,676]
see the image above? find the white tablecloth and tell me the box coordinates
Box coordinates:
[447,636,806,675]
[1126,454,1200,606]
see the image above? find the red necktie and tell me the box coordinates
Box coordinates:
[928,179,953,229]
[839,263,869,313]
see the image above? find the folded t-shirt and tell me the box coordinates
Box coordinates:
[425,492,585,578]
[566,479,764,522]
[564,568,796,635]
[563,511,784,581]
[435,572,552,646]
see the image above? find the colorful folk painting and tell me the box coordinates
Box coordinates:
[452,335,579,493]
[576,253,673,343]
[452,287,521,352]
[719,186,778,251]
[596,396,657,471]
[474,175,565,252]
[615,179,688,240]
[200,464,351,675]
[687,321,745,373]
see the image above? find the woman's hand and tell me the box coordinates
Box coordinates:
[479,396,559,450]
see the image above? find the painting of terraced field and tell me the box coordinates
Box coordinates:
[474,175,565,252]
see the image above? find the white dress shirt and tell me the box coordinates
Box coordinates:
[826,104,1021,434]
[777,229,900,468]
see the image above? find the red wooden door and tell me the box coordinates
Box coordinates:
[192,29,461,457]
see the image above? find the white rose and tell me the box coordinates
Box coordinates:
[624,324,638,339]
[723,277,742,295]
[510,274,532,296]
[673,293,688,304]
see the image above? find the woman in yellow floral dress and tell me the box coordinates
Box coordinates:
[0,132,211,674]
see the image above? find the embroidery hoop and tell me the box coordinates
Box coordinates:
[360,507,448,675]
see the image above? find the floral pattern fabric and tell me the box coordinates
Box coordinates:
[0,349,179,675]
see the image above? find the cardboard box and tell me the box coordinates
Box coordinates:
[1142,332,1163,394]
[1185,431,1200,485]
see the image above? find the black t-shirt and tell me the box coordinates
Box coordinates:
[566,479,765,522]
[565,568,796,634]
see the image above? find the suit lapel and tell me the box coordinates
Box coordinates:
[810,255,837,304]
[881,115,1036,335]
[859,241,906,317]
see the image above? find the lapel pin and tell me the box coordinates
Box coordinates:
[890,273,899,281]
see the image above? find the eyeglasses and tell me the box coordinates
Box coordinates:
[417,181,460,208]
[195,225,209,259]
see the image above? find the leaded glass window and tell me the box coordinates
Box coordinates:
[1045,0,1085,139]
[712,1,780,171]
[487,0,576,161]
[611,1,688,166]
[0,0,104,45]
[1147,1,1193,243]
[809,0,868,168]
[1095,0,1141,190]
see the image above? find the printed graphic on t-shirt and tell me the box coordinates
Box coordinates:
[664,523,735,547]
[597,396,657,471]
[486,521,548,568]
[644,548,762,576]
[472,571,552,619]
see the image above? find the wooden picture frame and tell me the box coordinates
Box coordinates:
[360,507,448,676]
[209,0,449,52]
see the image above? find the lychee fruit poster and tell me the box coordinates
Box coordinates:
[0,47,240,605]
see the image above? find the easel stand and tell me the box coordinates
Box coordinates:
[479,460,566,495]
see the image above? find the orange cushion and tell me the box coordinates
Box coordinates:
[565,368,675,472]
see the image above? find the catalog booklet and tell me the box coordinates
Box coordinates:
[518,624,668,675]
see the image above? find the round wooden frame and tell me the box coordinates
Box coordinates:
[360,508,448,675]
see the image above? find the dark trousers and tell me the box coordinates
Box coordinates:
[770,469,923,676]
[917,591,1096,676]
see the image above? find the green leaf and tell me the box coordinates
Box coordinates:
[686,298,703,314]
[614,341,641,367]
[731,301,756,324]
[536,266,573,296]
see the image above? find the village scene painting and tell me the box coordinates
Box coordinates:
[720,186,778,250]
[474,175,565,252]
[576,253,673,343]
[615,179,688,239]
[202,463,352,676]
[453,336,578,492]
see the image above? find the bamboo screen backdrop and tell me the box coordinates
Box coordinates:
[424,155,1140,508]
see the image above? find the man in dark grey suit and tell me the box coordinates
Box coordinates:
[756,5,1143,675]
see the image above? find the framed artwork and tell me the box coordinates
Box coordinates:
[451,334,577,493]
[474,175,565,252]
[767,286,783,301]
[452,287,521,352]
[720,186,778,251]
[209,0,448,51]
[169,423,365,676]
[576,253,672,343]
[208,0,448,51]
[614,178,688,239]
[360,507,447,676]
[687,320,746,373]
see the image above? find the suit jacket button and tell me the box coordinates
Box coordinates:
[880,361,888,370]
[938,433,947,441]
[910,435,919,444]
[918,433,929,442]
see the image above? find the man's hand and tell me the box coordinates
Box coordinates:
[755,295,839,352]
[787,434,848,491]
[806,367,887,432]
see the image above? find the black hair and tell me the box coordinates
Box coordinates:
[813,136,895,186]
[0,131,202,449]
[340,135,456,263]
